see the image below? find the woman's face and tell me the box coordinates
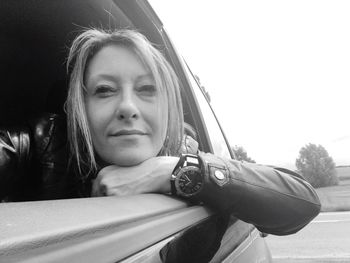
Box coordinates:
[84,44,167,166]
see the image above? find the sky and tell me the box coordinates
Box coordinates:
[149,0,350,169]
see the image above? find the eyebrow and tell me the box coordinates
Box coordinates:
[88,73,154,85]
[135,73,154,82]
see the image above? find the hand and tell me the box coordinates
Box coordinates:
[181,135,199,154]
[92,156,179,197]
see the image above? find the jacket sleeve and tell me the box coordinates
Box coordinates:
[0,125,32,201]
[195,152,321,236]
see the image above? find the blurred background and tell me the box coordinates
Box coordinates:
[150,0,350,170]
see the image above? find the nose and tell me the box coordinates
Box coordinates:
[116,91,139,121]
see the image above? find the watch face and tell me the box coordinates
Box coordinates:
[175,166,203,197]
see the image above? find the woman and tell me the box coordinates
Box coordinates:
[65,28,320,234]
[0,27,320,261]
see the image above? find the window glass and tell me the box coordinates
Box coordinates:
[186,67,232,159]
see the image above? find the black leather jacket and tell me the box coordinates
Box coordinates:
[0,113,321,236]
[0,113,79,201]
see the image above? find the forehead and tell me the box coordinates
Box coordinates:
[89,45,146,71]
[84,45,156,88]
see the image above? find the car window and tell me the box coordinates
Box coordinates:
[178,63,270,262]
[185,66,233,160]
[149,1,350,262]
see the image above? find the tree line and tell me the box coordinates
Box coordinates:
[231,143,338,188]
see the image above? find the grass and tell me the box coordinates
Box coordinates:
[316,179,350,212]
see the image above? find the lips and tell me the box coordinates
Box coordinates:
[111,129,147,136]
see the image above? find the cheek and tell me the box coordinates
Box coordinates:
[85,99,110,140]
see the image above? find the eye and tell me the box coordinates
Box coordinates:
[136,85,157,96]
[94,85,117,97]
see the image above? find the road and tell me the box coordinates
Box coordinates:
[265,211,350,262]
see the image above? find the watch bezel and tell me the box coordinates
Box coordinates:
[174,165,203,197]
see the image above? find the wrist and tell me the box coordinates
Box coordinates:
[151,156,179,194]
[170,154,204,198]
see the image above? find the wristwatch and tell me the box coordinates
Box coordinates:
[171,154,204,198]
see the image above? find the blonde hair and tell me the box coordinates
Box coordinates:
[66,28,184,175]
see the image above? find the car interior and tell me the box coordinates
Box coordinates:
[0,0,203,149]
